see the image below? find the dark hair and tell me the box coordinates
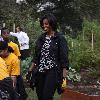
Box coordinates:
[16,25,23,31]
[8,46,14,53]
[40,14,57,31]
[0,41,8,50]
[0,41,14,53]
[1,27,9,35]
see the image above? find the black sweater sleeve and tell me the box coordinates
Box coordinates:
[59,35,69,70]
[31,39,39,64]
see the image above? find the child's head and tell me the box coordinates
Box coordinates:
[1,27,10,41]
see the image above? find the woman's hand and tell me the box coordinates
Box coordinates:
[29,62,36,72]
[63,68,68,78]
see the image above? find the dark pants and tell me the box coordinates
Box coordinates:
[0,77,16,100]
[16,75,27,100]
[36,68,58,100]
[20,49,29,60]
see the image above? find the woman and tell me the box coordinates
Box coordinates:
[10,26,29,60]
[29,14,69,100]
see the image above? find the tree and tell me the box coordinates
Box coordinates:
[26,0,82,35]
[79,0,100,21]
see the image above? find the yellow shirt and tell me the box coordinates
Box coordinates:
[0,57,9,80]
[8,41,21,57]
[3,53,20,76]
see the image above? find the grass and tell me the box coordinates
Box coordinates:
[26,88,61,100]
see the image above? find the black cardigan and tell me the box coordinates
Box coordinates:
[32,32,69,70]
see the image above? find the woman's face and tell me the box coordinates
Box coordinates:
[42,19,52,33]
[16,27,20,32]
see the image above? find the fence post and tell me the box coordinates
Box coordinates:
[83,29,85,41]
[13,23,15,33]
[91,30,94,51]
[72,41,74,48]
[3,23,5,27]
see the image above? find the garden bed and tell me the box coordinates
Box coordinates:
[61,88,100,100]
[61,68,100,100]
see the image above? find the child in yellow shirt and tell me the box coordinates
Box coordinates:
[1,27,21,58]
[0,57,9,80]
[0,41,20,88]
[0,41,27,100]
[0,57,16,99]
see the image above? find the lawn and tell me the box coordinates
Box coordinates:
[26,88,61,100]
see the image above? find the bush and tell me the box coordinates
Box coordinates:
[21,57,32,76]
[65,19,100,72]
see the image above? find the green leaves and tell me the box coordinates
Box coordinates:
[66,19,100,71]
[67,67,81,82]
[21,57,32,76]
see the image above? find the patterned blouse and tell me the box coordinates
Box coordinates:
[39,36,57,72]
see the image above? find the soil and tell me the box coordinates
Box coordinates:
[67,68,100,95]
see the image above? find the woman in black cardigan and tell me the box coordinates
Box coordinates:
[29,14,69,100]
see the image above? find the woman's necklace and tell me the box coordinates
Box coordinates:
[46,31,55,38]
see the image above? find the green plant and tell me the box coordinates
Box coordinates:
[67,67,81,82]
[21,57,32,76]
[65,19,100,72]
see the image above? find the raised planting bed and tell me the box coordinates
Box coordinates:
[61,67,100,100]
[61,88,100,100]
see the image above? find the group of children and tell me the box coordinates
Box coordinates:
[0,26,29,100]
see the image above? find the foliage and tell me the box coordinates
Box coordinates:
[67,67,81,82]
[28,19,41,55]
[26,0,82,33]
[66,19,100,72]
[21,57,32,76]
[1,0,100,32]
[82,19,100,41]
[78,0,100,20]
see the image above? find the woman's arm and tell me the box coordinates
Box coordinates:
[10,32,18,37]
[59,35,69,78]
[29,62,36,72]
